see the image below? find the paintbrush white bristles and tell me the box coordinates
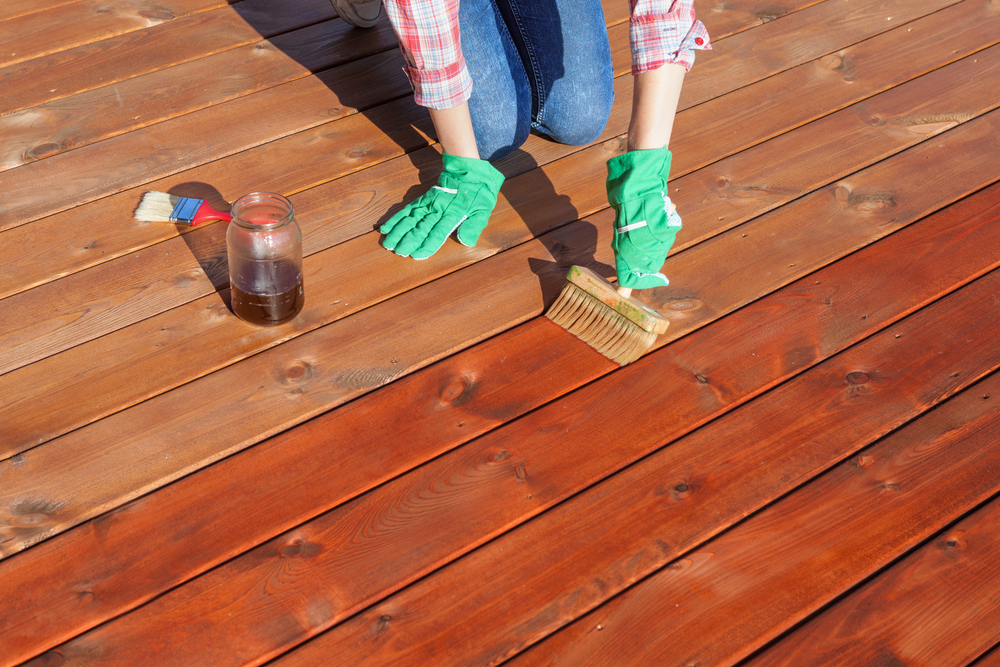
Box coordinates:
[133,191,187,222]
[546,282,659,366]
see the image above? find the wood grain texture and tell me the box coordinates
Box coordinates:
[0,14,631,299]
[742,494,1000,666]
[6,20,997,455]
[975,646,1000,667]
[0,17,400,171]
[0,0,955,230]
[265,249,1000,667]
[0,0,95,23]
[7,176,1000,666]
[0,94,433,300]
[4,0,1000,664]
[677,0,963,109]
[7,0,995,304]
[508,367,1000,667]
[0,48,412,232]
[1,95,997,555]
[0,0,238,69]
[0,0,340,115]
[0,84,623,443]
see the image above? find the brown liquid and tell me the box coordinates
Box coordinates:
[231,273,304,326]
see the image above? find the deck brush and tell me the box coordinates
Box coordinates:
[546,265,669,366]
[133,191,232,225]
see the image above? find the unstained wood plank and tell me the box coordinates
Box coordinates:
[0,0,239,69]
[0,0,956,230]
[0,49,411,232]
[0,0,92,23]
[0,0,343,115]
[0,17,400,171]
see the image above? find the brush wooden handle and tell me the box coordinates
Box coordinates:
[565,266,669,334]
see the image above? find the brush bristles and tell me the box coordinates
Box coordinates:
[133,191,184,222]
[546,283,658,366]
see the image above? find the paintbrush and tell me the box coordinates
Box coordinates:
[133,191,232,225]
[546,265,669,366]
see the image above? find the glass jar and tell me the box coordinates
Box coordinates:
[226,192,304,326]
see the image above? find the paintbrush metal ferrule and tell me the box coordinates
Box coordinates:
[169,197,204,223]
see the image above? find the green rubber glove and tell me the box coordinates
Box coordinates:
[607,148,682,289]
[380,153,505,260]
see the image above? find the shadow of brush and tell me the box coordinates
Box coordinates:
[165,182,232,294]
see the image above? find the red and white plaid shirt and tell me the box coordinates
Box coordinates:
[384,0,711,109]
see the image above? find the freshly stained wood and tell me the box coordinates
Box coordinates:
[506,366,1000,667]
[975,646,1000,667]
[6,180,999,666]
[3,0,1000,664]
[743,494,1000,666]
[265,251,1000,667]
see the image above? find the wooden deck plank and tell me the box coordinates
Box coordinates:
[975,646,1000,667]
[5,11,996,456]
[0,0,344,117]
[3,0,999,663]
[0,0,242,69]
[0,0,90,23]
[5,169,998,665]
[0,0,952,230]
[0,50,410,232]
[0,0,816,117]
[0,17,401,172]
[2,72,998,554]
[7,179,998,664]
[5,0,996,302]
[506,368,1000,667]
[741,494,1000,666]
[260,266,1000,667]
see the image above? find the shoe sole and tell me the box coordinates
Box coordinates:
[332,0,382,28]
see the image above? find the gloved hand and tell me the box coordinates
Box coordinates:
[380,153,505,260]
[607,148,682,289]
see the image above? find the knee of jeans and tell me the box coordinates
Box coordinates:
[542,87,614,147]
[475,118,531,161]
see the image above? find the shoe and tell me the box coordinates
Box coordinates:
[333,0,382,28]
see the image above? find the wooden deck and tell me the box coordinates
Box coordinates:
[3,0,1000,664]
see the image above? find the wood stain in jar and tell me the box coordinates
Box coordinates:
[227,192,305,326]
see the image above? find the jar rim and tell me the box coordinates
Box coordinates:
[231,192,294,231]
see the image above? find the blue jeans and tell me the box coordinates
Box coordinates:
[458,0,615,161]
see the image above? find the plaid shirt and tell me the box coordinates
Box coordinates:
[384,0,711,109]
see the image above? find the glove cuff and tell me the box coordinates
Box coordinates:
[441,153,505,195]
[606,148,672,204]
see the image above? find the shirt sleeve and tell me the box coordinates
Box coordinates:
[383,0,473,110]
[629,0,712,74]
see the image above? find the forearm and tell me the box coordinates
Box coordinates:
[429,102,480,159]
[627,62,685,152]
